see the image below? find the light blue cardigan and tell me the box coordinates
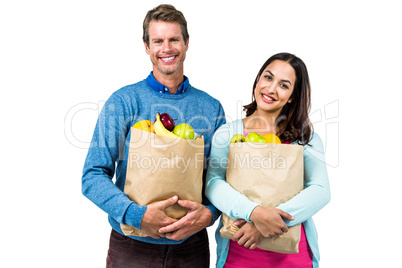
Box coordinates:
[206,119,331,268]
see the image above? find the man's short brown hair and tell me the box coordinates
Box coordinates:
[143,4,189,47]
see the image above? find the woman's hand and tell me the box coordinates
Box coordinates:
[249,206,294,238]
[232,220,263,250]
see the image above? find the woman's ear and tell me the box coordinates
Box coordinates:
[287,98,293,103]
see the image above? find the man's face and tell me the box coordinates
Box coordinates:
[145,21,189,77]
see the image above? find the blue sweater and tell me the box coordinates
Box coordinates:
[205,119,331,268]
[82,73,226,244]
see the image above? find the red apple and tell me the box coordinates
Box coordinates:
[155,112,175,131]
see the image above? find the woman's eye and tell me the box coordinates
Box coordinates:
[280,83,289,89]
[264,75,272,81]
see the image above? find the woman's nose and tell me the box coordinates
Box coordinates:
[266,83,276,94]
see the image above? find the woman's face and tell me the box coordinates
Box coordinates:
[254,60,296,115]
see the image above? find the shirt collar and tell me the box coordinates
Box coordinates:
[146,72,189,95]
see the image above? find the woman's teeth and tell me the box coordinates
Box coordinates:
[263,94,275,101]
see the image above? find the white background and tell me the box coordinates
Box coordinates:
[1,0,401,267]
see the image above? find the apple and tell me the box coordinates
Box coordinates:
[133,119,154,133]
[173,123,194,140]
[154,112,175,131]
[230,134,246,143]
[245,132,266,143]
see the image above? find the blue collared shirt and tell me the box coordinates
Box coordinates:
[146,72,190,95]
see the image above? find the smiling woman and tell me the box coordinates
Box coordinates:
[243,53,313,144]
[253,60,296,120]
[206,52,330,268]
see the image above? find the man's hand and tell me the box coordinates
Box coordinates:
[158,200,213,241]
[249,206,294,238]
[140,196,179,239]
[232,220,263,250]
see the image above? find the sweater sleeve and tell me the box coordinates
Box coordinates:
[205,122,260,222]
[276,133,331,226]
[203,102,227,226]
[81,93,146,230]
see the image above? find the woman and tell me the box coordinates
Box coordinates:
[206,52,330,268]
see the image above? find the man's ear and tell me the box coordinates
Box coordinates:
[185,38,189,51]
[144,42,150,55]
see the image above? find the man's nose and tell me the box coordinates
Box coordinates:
[162,41,172,51]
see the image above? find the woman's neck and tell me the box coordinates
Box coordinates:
[243,110,279,135]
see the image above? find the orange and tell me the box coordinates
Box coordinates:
[262,133,281,144]
[133,120,155,133]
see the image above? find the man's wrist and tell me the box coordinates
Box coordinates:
[204,203,219,226]
[123,203,147,230]
[203,205,213,226]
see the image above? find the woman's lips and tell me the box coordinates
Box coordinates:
[262,93,276,103]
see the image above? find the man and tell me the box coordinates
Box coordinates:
[82,4,226,268]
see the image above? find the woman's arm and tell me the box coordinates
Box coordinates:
[276,133,331,226]
[206,122,294,230]
[206,123,260,222]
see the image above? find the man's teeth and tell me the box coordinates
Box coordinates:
[161,56,175,61]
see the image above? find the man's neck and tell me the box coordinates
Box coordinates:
[153,69,184,95]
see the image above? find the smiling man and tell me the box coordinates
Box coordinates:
[145,20,187,78]
[82,4,226,268]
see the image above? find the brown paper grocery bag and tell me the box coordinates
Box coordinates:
[120,127,204,237]
[220,142,303,254]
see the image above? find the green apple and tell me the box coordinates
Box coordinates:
[173,123,195,140]
[245,132,266,143]
[230,134,246,143]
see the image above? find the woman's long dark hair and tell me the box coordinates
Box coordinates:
[243,52,313,145]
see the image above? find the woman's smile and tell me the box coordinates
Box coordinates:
[261,93,277,103]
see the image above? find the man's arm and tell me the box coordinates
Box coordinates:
[158,199,213,240]
[82,93,139,225]
[140,196,179,239]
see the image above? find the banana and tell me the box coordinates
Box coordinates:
[154,113,180,138]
